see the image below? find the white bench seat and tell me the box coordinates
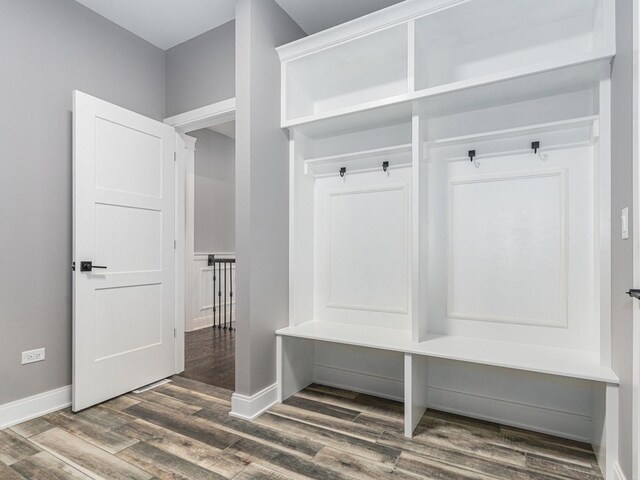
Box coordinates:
[276,320,619,384]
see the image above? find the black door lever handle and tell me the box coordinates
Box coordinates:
[627,289,640,299]
[80,261,108,272]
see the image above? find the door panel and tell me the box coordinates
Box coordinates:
[73,91,176,411]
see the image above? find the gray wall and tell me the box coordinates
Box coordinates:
[165,21,236,117]
[611,0,634,476]
[235,0,305,396]
[0,0,165,405]
[189,129,236,253]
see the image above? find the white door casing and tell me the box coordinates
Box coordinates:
[73,91,177,411]
[634,0,640,476]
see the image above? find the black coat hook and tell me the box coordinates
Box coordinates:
[468,150,476,162]
[382,161,389,172]
[532,141,540,154]
[339,167,346,177]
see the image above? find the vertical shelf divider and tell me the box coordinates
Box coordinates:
[404,353,429,437]
[411,107,428,342]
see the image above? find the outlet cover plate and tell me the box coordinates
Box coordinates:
[22,348,45,365]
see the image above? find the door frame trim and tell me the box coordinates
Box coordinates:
[164,98,237,375]
[633,0,640,477]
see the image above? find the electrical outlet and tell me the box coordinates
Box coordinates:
[22,348,45,365]
[622,207,629,239]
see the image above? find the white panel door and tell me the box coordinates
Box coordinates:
[72,91,176,411]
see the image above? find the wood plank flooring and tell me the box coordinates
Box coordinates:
[180,327,235,391]
[1,378,604,479]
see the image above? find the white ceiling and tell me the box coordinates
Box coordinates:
[74,0,236,50]
[74,0,404,50]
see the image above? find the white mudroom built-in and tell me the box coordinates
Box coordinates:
[276,1,621,477]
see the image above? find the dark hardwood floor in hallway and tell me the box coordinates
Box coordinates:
[180,325,235,391]
[1,377,603,479]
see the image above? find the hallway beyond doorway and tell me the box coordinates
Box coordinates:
[179,327,235,391]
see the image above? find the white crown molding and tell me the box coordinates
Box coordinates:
[165,98,236,133]
[183,134,197,151]
[276,0,465,62]
[230,384,279,420]
[0,386,71,430]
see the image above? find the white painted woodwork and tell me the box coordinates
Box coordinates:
[314,168,412,329]
[278,0,614,129]
[449,170,567,327]
[404,353,428,436]
[278,0,618,471]
[73,91,176,411]
[164,98,236,133]
[284,23,408,121]
[414,0,606,90]
[277,321,618,384]
[304,144,411,177]
[277,336,315,402]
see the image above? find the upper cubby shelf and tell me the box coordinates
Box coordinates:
[283,24,409,123]
[277,0,615,130]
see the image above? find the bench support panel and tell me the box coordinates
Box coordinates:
[405,353,429,437]
[277,336,315,402]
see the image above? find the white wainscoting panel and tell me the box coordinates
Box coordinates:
[448,169,568,327]
[428,147,597,351]
[314,167,412,330]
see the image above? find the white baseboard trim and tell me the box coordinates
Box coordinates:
[613,462,628,480]
[230,383,278,420]
[428,386,592,443]
[314,364,404,402]
[188,316,214,332]
[0,386,71,430]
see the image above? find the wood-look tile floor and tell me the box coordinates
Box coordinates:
[1,378,603,479]
[180,326,235,391]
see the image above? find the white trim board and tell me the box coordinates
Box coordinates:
[165,98,236,133]
[613,462,628,480]
[0,386,71,430]
[428,386,592,443]
[230,384,279,420]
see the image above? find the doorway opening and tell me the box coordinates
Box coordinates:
[164,99,237,392]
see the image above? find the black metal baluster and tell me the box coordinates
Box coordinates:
[212,256,217,329]
[230,262,234,331]
[224,262,228,330]
[217,262,222,329]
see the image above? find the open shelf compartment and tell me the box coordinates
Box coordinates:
[283,23,409,124]
[414,0,612,92]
